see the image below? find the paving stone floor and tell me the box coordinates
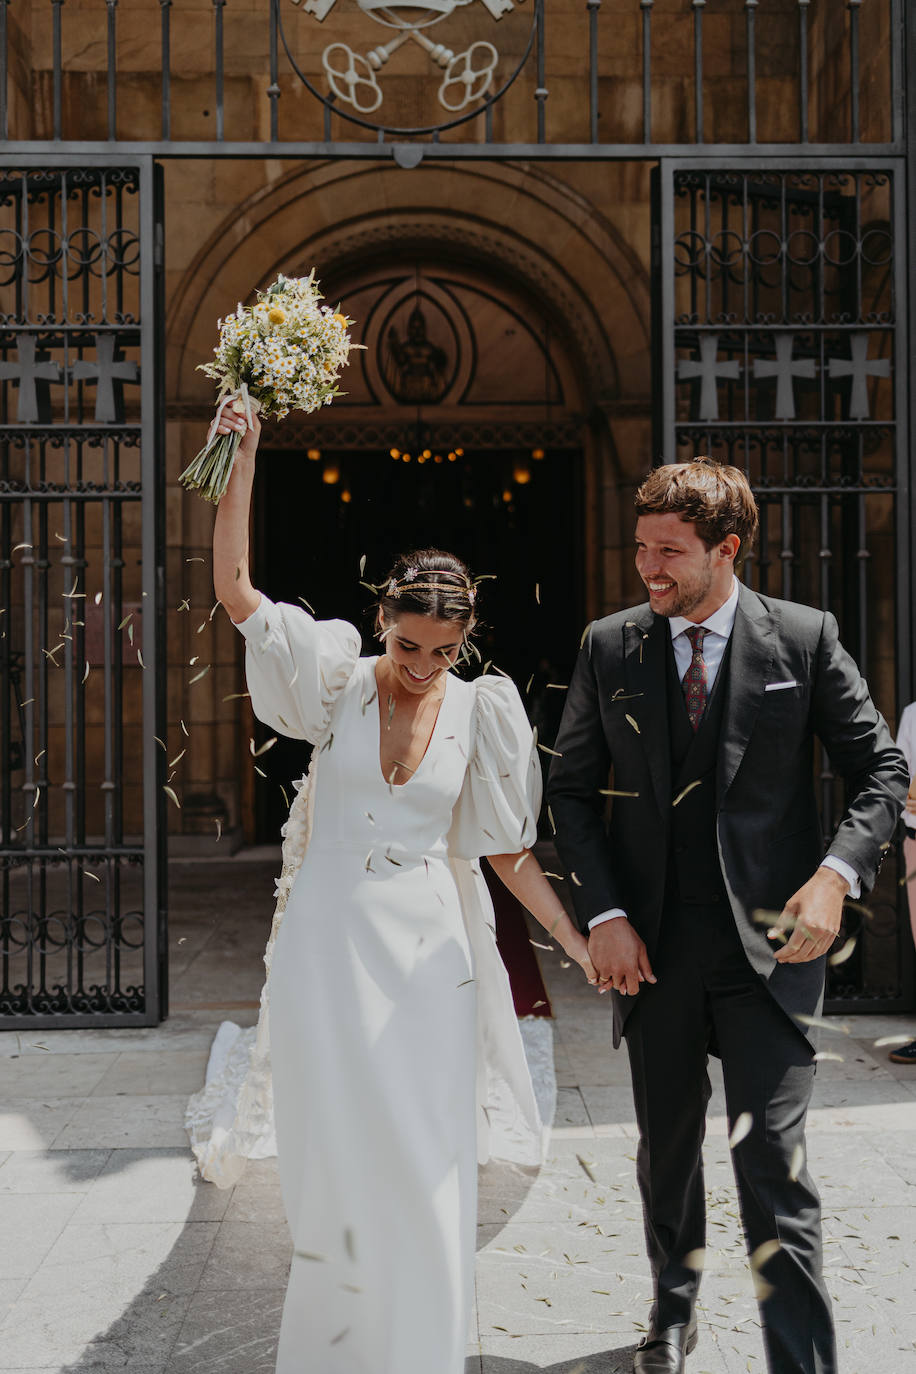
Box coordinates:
[1,854,915,1373]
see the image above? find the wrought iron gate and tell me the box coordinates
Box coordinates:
[0,157,166,1027]
[653,158,913,1012]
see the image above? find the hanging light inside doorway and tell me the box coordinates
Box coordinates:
[308,447,322,461]
[322,463,340,485]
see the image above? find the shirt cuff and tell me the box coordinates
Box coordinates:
[233,592,269,639]
[820,856,861,899]
[588,907,628,930]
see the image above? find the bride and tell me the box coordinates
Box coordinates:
[195,406,597,1374]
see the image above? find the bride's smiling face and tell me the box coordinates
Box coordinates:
[379,612,467,695]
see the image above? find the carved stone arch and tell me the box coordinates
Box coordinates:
[166,159,651,419]
[289,215,616,409]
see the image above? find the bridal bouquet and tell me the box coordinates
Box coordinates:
[180,272,356,504]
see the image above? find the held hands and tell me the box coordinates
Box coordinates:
[587,918,656,997]
[767,866,848,963]
[560,929,599,987]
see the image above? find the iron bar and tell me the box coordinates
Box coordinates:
[856,481,869,670]
[0,140,902,162]
[641,0,652,145]
[0,0,8,143]
[160,1,172,142]
[52,0,64,141]
[693,0,704,144]
[745,1,757,144]
[587,0,600,145]
[214,0,226,143]
[890,0,905,146]
[107,0,118,141]
[535,0,547,145]
[268,0,280,143]
[848,0,861,144]
[798,1,809,143]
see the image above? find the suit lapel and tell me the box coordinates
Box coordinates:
[717,583,776,800]
[624,608,670,820]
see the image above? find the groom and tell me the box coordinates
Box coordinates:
[547,459,908,1374]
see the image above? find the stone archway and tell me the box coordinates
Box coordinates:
[164,160,654,843]
[167,159,650,411]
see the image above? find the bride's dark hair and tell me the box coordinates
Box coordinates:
[378,548,476,627]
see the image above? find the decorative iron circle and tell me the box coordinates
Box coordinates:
[821,229,859,269]
[860,228,893,267]
[746,229,783,267]
[708,231,745,270]
[785,229,821,267]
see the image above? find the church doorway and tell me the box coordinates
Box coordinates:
[251,442,583,843]
[247,254,591,844]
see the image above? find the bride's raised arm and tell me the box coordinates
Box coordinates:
[212,407,262,624]
[208,406,360,744]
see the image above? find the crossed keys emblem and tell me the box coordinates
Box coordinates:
[295,0,520,115]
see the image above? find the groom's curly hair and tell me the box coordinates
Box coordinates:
[635,457,759,565]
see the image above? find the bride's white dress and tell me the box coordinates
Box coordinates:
[186,596,550,1374]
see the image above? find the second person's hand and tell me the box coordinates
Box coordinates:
[587,917,656,997]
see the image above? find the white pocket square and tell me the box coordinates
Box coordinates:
[764,680,798,692]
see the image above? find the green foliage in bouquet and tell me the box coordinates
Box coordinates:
[180,273,356,504]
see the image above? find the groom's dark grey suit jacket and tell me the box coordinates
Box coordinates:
[547,582,909,1046]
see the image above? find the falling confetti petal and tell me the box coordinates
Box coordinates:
[672,779,704,807]
[250,736,278,757]
[683,1248,706,1271]
[626,714,640,733]
[873,1034,912,1048]
[796,1014,850,1035]
[163,785,181,809]
[728,1112,753,1149]
[828,936,857,966]
[188,666,210,685]
[576,1154,597,1182]
[788,1144,804,1182]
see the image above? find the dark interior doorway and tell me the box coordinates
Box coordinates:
[252,445,583,843]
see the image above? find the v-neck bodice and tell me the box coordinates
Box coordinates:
[307,657,473,863]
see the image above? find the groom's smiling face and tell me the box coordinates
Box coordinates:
[635,512,736,621]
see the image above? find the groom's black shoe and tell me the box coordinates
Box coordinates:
[633,1318,698,1373]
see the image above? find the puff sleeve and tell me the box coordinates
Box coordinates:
[448,675,542,859]
[235,594,361,744]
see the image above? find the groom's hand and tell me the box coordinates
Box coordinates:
[768,867,848,963]
[588,919,656,997]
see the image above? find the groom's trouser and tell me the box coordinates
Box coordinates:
[623,900,837,1374]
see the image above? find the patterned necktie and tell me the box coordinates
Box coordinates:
[682,625,708,731]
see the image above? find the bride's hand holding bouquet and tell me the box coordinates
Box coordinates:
[181,272,357,505]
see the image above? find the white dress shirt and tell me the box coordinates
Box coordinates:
[897,702,916,834]
[588,579,860,930]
